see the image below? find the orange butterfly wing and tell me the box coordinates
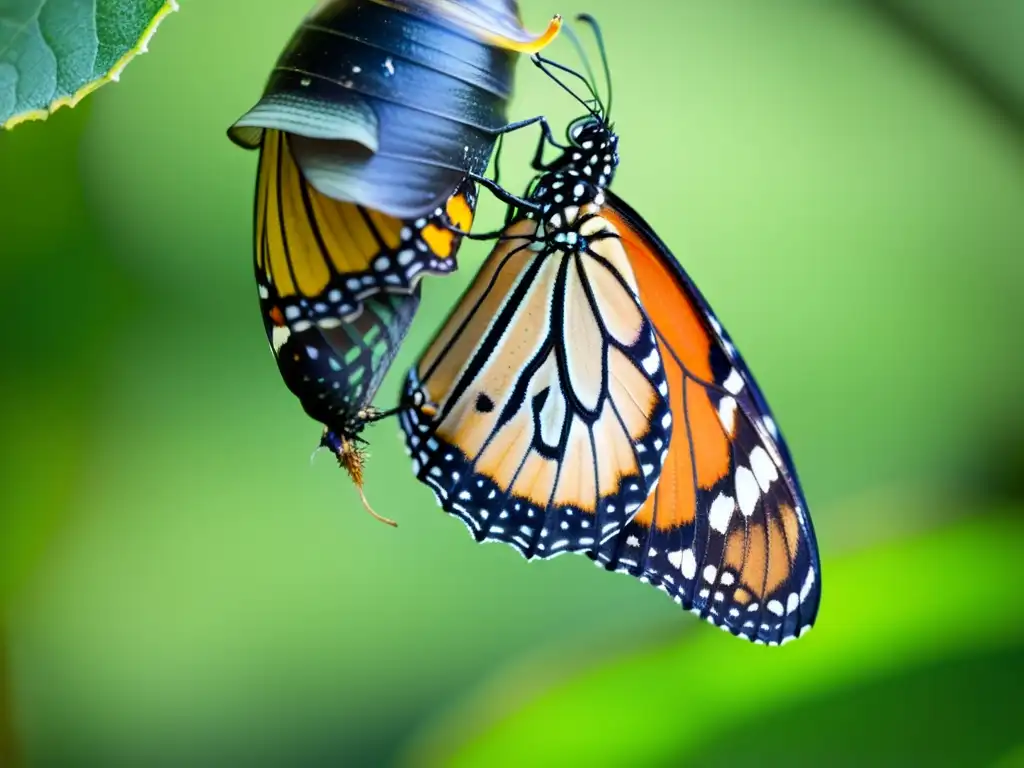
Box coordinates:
[399,210,673,558]
[255,129,473,331]
[595,192,821,645]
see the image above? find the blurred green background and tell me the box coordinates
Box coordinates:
[2,1,1024,765]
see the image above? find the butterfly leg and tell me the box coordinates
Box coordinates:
[497,114,551,135]
[437,220,530,242]
[529,117,564,171]
[468,172,542,215]
[495,113,565,174]
[360,405,398,422]
[509,119,561,227]
[492,132,506,189]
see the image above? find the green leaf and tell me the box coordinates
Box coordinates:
[0,0,177,130]
[400,512,1024,767]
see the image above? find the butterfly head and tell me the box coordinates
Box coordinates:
[532,15,619,193]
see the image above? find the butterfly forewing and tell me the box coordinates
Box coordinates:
[256,130,473,329]
[400,209,672,558]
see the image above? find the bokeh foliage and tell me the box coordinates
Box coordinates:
[1,0,1022,765]
[404,512,1024,766]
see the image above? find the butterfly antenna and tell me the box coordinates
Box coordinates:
[534,53,598,104]
[577,14,612,120]
[531,54,599,119]
[561,23,600,109]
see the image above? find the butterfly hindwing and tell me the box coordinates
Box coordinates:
[592,194,820,644]
[266,287,421,433]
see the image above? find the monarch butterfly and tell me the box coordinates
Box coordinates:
[230,0,559,518]
[398,18,821,644]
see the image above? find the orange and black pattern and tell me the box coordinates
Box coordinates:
[255,129,475,330]
[589,194,819,645]
[401,212,672,556]
[399,100,820,645]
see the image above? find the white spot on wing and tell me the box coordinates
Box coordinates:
[735,466,760,516]
[786,592,799,614]
[708,493,735,534]
[271,325,291,353]
[642,349,659,375]
[800,567,816,603]
[723,369,744,395]
[718,396,737,434]
[681,549,697,579]
[750,446,779,492]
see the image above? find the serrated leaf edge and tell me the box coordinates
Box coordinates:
[1,0,179,130]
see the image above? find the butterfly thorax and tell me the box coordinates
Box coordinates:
[543,118,619,192]
[530,172,605,221]
[527,173,615,257]
[525,118,620,239]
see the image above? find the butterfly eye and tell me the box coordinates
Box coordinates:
[568,115,599,143]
